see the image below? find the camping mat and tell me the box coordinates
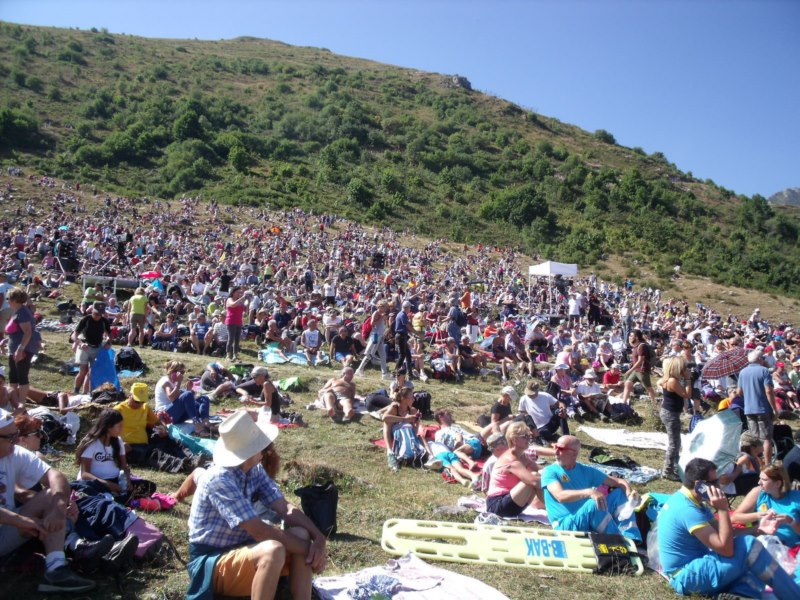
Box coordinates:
[381,519,643,575]
[259,347,330,366]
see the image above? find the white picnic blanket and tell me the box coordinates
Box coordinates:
[313,552,509,600]
[457,494,550,526]
[578,425,688,451]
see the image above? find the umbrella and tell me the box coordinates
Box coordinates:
[701,347,749,379]
[140,271,163,279]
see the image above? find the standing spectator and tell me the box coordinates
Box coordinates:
[737,349,778,463]
[394,301,420,379]
[71,301,111,394]
[4,288,42,405]
[127,287,149,347]
[657,356,695,481]
[355,301,391,379]
[224,287,248,361]
[621,329,657,405]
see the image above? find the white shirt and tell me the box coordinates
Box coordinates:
[154,375,178,412]
[0,446,49,510]
[518,391,558,429]
[79,438,125,480]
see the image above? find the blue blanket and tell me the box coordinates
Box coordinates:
[259,347,330,366]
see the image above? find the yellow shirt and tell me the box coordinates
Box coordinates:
[114,400,158,445]
[129,294,147,316]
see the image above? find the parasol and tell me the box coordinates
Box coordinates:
[701,347,749,379]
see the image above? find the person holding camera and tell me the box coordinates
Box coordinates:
[224,286,248,361]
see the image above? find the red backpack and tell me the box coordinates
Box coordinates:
[361,315,373,339]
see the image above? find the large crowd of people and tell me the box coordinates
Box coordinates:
[1,172,800,597]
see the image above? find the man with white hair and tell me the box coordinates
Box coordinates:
[737,349,777,463]
[187,411,326,600]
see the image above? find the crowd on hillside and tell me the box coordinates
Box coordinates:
[2,172,800,598]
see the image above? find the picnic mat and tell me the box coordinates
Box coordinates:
[578,425,688,451]
[259,347,331,366]
[457,494,550,526]
[312,552,509,600]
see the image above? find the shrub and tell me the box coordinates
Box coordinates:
[593,129,616,144]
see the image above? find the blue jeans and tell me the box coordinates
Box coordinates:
[671,535,800,599]
[166,390,210,424]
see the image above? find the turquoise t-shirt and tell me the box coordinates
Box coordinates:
[541,462,607,524]
[756,489,800,547]
[657,488,713,574]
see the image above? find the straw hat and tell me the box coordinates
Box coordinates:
[214,410,275,467]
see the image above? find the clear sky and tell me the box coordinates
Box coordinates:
[2,0,798,198]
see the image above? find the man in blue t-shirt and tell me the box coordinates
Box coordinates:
[737,349,777,462]
[394,301,420,378]
[657,458,800,599]
[541,435,641,541]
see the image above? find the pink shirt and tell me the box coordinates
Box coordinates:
[225,303,245,326]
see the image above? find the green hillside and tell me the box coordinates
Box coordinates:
[1,22,798,293]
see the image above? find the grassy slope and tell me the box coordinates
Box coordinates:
[0,180,757,600]
[1,22,799,298]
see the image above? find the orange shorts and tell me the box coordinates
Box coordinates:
[213,544,290,597]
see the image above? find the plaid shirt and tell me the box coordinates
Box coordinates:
[188,463,283,549]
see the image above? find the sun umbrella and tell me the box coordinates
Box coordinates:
[140,271,163,279]
[701,347,749,379]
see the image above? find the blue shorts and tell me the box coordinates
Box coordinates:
[435,451,460,466]
[335,351,352,362]
[465,437,482,458]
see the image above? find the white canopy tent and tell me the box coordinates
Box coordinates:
[527,261,578,314]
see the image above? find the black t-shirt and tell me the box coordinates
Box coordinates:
[331,334,356,355]
[491,401,512,422]
[236,379,262,396]
[219,274,232,293]
[76,315,111,346]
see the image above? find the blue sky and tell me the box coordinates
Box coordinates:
[2,0,798,198]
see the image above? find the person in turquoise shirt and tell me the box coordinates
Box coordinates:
[657,457,800,599]
[541,435,641,541]
[733,461,800,548]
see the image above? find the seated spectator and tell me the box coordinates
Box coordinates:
[658,457,800,599]
[0,408,96,593]
[458,334,487,374]
[551,363,582,419]
[719,432,762,497]
[114,383,200,474]
[481,386,517,439]
[542,435,641,541]
[318,367,357,422]
[382,387,430,471]
[518,381,569,443]
[329,326,358,368]
[14,412,46,460]
[190,313,212,355]
[575,369,605,419]
[601,362,624,396]
[485,422,544,517]
[732,461,800,548]
[75,408,129,496]
[154,360,212,436]
[186,411,326,600]
[300,319,323,366]
[236,366,281,420]
[152,314,179,351]
[205,312,228,356]
[200,362,236,400]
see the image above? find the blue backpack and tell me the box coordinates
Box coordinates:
[392,423,426,466]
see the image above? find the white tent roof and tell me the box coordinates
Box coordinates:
[528,261,578,277]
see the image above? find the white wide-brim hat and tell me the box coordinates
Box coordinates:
[214,410,276,467]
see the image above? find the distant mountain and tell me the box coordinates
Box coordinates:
[769,188,800,206]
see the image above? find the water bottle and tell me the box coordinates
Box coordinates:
[118,470,129,494]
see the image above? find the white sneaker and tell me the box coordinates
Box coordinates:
[419,372,429,382]
[423,457,443,471]
[381,373,393,380]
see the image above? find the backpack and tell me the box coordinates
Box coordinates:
[392,423,426,465]
[294,481,339,538]
[115,346,145,372]
[39,413,70,444]
[412,391,432,417]
[640,343,657,367]
[361,315,373,339]
[454,309,468,328]
[588,446,639,470]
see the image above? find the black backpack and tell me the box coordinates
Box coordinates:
[115,346,145,372]
[39,413,70,445]
[454,309,468,328]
